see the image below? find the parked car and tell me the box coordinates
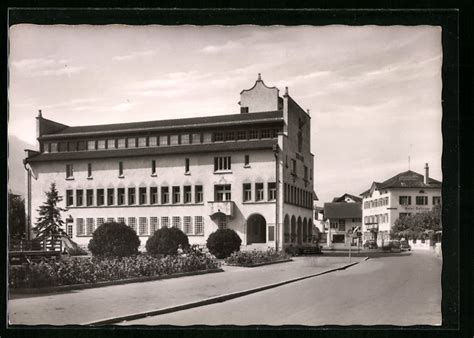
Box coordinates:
[382,240,401,253]
[400,240,411,251]
[363,240,378,249]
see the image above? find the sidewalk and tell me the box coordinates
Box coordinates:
[8,255,364,325]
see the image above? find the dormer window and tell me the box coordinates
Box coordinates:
[241,107,249,114]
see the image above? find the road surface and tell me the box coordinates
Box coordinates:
[125,251,441,326]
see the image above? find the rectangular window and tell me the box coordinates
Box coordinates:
[213,132,223,142]
[117,217,125,224]
[237,130,247,140]
[76,218,85,236]
[310,168,313,181]
[203,132,212,143]
[249,130,258,140]
[149,136,157,147]
[181,134,190,144]
[261,129,271,139]
[268,182,276,201]
[272,128,279,138]
[66,222,73,237]
[433,196,441,205]
[58,142,68,152]
[96,189,105,206]
[291,159,297,175]
[183,216,192,234]
[172,186,181,204]
[87,163,92,178]
[76,190,84,206]
[195,185,203,203]
[192,133,201,144]
[97,140,106,150]
[107,217,114,223]
[117,138,126,149]
[268,225,275,241]
[68,141,77,152]
[184,186,192,203]
[338,219,346,232]
[128,217,137,232]
[118,188,125,205]
[304,166,308,180]
[244,155,250,166]
[138,137,147,147]
[185,158,190,173]
[151,160,156,175]
[97,218,105,229]
[416,196,428,205]
[256,183,264,201]
[139,217,148,235]
[107,139,116,149]
[150,187,158,204]
[119,162,124,177]
[50,142,58,153]
[214,156,231,171]
[172,216,181,229]
[128,188,136,205]
[77,141,87,151]
[66,190,74,206]
[159,135,168,146]
[194,216,204,235]
[161,216,169,228]
[150,217,159,234]
[66,164,74,178]
[86,189,94,206]
[86,218,95,235]
[217,215,227,229]
[243,183,252,202]
[139,187,147,205]
[127,138,137,148]
[399,196,412,205]
[170,135,179,145]
[215,184,231,201]
[225,131,234,141]
[161,187,169,204]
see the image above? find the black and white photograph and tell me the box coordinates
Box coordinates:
[6,9,459,329]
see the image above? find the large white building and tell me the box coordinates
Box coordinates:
[24,75,317,251]
[360,164,441,246]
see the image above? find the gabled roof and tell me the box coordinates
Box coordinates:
[39,110,284,140]
[324,202,362,220]
[332,193,362,203]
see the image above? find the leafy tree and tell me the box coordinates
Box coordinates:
[391,206,442,240]
[8,190,26,239]
[33,183,67,240]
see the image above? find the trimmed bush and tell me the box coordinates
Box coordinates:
[146,227,189,256]
[88,222,140,258]
[206,228,242,259]
[225,248,290,266]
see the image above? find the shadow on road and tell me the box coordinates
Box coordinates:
[316,251,412,259]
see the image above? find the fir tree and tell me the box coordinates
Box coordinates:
[33,183,67,240]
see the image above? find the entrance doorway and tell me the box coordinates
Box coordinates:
[247,214,266,244]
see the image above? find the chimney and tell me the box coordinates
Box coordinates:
[257,73,262,81]
[284,86,289,97]
[424,163,429,184]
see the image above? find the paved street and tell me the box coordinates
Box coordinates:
[125,251,441,326]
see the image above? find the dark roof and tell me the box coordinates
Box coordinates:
[360,170,441,196]
[26,139,277,163]
[40,111,283,140]
[324,202,362,220]
[332,193,362,203]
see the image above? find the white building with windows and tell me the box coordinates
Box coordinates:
[360,164,441,246]
[24,75,317,251]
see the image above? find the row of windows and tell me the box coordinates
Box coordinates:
[65,156,252,180]
[75,216,205,237]
[44,128,280,154]
[66,186,204,207]
[364,214,389,225]
[286,156,313,181]
[364,197,389,209]
[399,195,441,206]
[242,182,276,202]
[283,183,312,209]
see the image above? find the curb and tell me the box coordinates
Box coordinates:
[226,258,293,268]
[86,257,369,325]
[10,268,224,295]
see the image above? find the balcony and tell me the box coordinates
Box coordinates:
[365,223,379,231]
[208,201,235,218]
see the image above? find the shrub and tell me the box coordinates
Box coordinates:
[146,227,189,256]
[88,222,140,258]
[9,252,220,289]
[225,248,289,266]
[206,228,242,259]
[284,245,300,256]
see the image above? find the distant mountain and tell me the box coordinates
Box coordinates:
[8,135,35,197]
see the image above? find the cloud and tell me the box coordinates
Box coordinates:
[200,41,241,54]
[11,57,84,77]
[112,50,156,61]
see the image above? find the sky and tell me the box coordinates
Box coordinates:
[8,24,443,204]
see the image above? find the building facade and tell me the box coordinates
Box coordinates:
[24,75,316,251]
[360,164,441,246]
[323,193,362,248]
